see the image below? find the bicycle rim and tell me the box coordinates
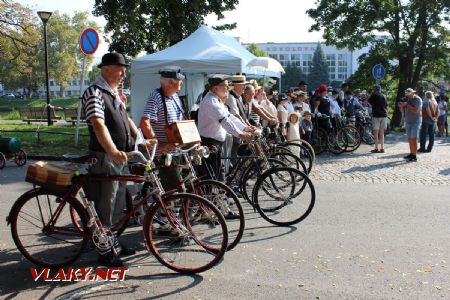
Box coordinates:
[253,167,315,226]
[342,125,361,152]
[143,193,228,273]
[10,188,87,268]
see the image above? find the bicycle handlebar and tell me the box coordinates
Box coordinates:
[128,140,158,164]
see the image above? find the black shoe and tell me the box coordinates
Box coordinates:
[425,149,432,152]
[403,154,413,159]
[232,187,242,198]
[408,155,417,162]
[119,243,136,257]
[98,254,124,267]
[417,149,426,153]
[224,211,241,220]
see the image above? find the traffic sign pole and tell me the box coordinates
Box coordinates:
[75,28,99,146]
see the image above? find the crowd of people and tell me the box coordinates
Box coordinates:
[81,52,448,266]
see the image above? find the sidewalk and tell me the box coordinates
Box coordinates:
[311,133,450,186]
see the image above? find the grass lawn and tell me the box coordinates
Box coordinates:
[0,123,89,156]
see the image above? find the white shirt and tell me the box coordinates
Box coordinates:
[328,96,341,116]
[260,98,278,118]
[198,91,245,142]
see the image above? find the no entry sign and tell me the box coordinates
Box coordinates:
[79,28,99,55]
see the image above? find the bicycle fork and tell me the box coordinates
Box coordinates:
[77,188,119,257]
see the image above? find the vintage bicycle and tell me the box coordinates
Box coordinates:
[7,143,229,274]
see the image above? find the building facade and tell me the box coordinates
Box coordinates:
[247,42,370,83]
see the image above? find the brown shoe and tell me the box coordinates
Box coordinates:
[370,149,379,153]
[379,149,385,153]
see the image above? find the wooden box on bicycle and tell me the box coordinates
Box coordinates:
[165,120,201,147]
[25,161,78,194]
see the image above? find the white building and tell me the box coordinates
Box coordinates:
[246,42,370,83]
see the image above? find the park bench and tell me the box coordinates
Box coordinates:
[19,107,62,124]
[64,108,86,125]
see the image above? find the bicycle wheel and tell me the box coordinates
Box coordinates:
[9,188,88,268]
[143,193,228,274]
[340,125,361,152]
[327,130,346,155]
[14,150,27,166]
[252,167,315,227]
[311,128,328,155]
[192,179,244,251]
[279,142,314,174]
[361,124,374,145]
[70,188,133,237]
[0,152,5,169]
[241,158,286,207]
[270,151,307,174]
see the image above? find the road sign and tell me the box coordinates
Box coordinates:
[79,28,99,55]
[372,64,385,81]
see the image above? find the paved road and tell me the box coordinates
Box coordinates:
[0,133,449,299]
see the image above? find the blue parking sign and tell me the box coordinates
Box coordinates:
[372,64,385,80]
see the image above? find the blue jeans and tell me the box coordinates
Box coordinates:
[419,122,436,151]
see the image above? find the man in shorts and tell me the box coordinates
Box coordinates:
[368,85,388,153]
[399,88,422,161]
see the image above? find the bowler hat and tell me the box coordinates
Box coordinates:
[159,66,185,80]
[98,52,129,68]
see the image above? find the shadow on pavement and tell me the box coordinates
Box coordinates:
[239,224,297,244]
[342,160,407,173]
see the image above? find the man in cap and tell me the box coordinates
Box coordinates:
[342,89,364,125]
[198,74,254,180]
[399,88,422,161]
[139,66,185,189]
[82,52,140,266]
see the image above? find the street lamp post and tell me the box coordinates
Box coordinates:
[37,11,53,126]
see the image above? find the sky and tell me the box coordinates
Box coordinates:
[19,0,324,57]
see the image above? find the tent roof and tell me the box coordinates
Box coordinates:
[131,25,279,77]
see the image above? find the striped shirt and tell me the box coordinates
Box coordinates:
[243,99,261,125]
[82,75,124,123]
[142,89,183,143]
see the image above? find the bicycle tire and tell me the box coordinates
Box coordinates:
[252,167,315,227]
[279,142,314,174]
[0,152,5,169]
[9,188,88,268]
[192,179,244,251]
[143,193,228,274]
[327,131,346,155]
[340,125,361,152]
[240,158,286,207]
[70,188,133,237]
[361,124,375,145]
[269,151,307,174]
[14,150,27,166]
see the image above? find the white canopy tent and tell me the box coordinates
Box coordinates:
[130,25,280,121]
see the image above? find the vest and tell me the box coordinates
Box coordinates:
[87,85,132,152]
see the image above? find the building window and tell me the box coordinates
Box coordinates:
[84,80,89,85]
[50,80,54,86]
[67,90,72,96]
[279,47,283,51]
[338,53,347,79]
[302,54,312,74]
[269,54,278,60]
[326,54,336,81]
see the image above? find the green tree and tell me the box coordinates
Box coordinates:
[47,11,101,96]
[246,43,267,57]
[0,0,43,97]
[281,62,307,91]
[308,43,329,90]
[307,0,450,127]
[93,0,238,57]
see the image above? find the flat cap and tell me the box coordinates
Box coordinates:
[159,66,185,80]
[208,74,230,87]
